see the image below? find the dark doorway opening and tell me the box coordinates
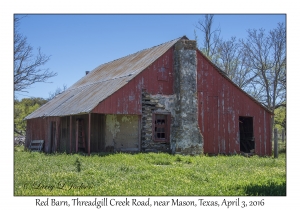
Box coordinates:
[239,116,254,153]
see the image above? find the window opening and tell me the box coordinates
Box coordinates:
[155,115,166,139]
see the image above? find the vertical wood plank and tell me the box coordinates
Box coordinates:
[76,119,78,153]
[70,116,72,153]
[138,115,141,152]
[88,113,91,155]
[274,128,278,158]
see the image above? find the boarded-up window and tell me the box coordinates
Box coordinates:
[152,113,171,142]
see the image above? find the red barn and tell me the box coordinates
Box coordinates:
[25,36,273,156]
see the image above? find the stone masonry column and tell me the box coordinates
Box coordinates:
[172,39,203,155]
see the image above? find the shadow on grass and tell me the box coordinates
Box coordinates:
[244,181,286,196]
[279,146,286,154]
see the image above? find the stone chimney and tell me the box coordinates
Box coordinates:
[172,39,203,155]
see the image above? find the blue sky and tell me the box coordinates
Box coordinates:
[15,14,285,100]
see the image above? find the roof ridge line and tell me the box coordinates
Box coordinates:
[88,36,185,74]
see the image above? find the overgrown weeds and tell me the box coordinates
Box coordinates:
[14,149,286,196]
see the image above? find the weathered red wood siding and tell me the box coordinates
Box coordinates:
[92,47,174,114]
[197,51,272,156]
[26,44,272,156]
[25,117,61,153]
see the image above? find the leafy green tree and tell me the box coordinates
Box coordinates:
[14,97,48,134]
[274,106,286,134]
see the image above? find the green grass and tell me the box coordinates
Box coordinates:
[14,146,286,196]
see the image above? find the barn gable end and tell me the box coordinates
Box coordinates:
[196,50,272,156]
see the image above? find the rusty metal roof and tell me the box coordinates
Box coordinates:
[25,37,183,119]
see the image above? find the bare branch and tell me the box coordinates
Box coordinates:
[240,23,286,112]
[14,16,57,92]
[194,14,221,62]
[48,84,68,100]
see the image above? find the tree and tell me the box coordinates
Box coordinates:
[274,106,286,134]
[48,84,67,100]
[194,14,221,63]
[14,16,57,92]
[195,16,286,131]
[217,37,257,89]
[241,23,286,113]
[14,97,48,134]
[195,15,256,90]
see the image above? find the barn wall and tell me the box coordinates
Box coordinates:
[92,43,204,155]
[25,40,272,156]
[60,116,68,152]
[25,117,61,153]
[197,51,272,156]
[92,47,174,115]
[104,114,139,152]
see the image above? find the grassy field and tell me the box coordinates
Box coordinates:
[14,146,286,196]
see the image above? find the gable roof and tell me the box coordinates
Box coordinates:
[25,36,272,120]
[25,37,183,119]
